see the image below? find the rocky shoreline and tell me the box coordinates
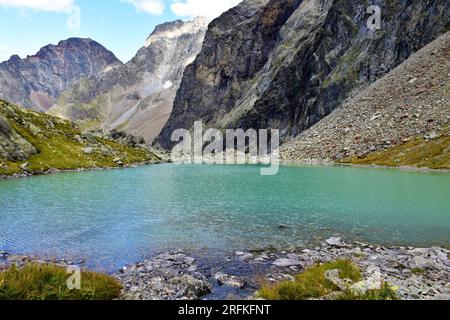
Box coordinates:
[2,160,449,181]
[2,238,449,300]
[281,160,450,174]
[114,239,450,300]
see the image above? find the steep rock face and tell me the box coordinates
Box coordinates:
[157,0,450,149]
[49,18,208,143]
[0,38,121,112]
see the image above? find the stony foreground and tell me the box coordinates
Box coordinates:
[2,239,449,300]
[115,239,450,300]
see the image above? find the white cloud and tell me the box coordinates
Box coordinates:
[171,0,240,20]
[0,0,81,33]
[67,5,81,34]
[0,0,75,12]
[122,0,165,15]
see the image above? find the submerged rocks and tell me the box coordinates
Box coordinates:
[273,258,303,268]
[235,251,254,262]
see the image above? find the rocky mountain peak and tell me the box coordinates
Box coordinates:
[0,38,121,112]
[49,17,208,143]
[144,17,208,48]
[8,55,21,63]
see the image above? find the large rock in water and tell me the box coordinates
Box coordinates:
[48,18,208,143]
[156,0,450,149]
[0,38,121,112]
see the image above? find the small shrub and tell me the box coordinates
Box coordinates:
[258,260,361,300]
[337,282,398,300]
[411,268,425,275]
[0,263,122,300]
[258,260,397,300]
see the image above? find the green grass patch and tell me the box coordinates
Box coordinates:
[258,260,361,300]
[345,130,450,170]
[411,268,425,275]
[257,260,397,300]
[336,282,397,300]
[0,263,122,300]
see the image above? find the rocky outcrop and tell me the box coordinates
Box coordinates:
[49,18,208,143]
[0,114,36,161]
[281,31,450,165]
[156,0,450,149]
[0,38,121,112]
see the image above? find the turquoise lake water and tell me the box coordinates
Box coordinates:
[0,164,449,271]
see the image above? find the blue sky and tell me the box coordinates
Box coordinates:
[0,0,240,63]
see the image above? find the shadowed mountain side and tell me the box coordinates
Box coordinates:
[156,0,450,149]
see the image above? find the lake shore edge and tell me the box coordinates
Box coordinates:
[0,159,166,181]
[281,159,450,174]
[2,238,449,301]
[2,159,450,181]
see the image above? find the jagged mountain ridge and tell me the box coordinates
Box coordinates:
[156,0,450,149]
[48,17,208,143]
[0,38,121,112]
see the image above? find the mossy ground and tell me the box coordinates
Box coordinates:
[258,260,397,300]
[0,99,159,176]
[411,268,425,275]
[0,263,122,300]
[344,130,450,170]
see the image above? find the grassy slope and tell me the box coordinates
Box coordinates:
[0,99,159,176]
[0,263,122,300]
[344,130,450,169]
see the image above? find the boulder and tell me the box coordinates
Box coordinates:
[326,237,346,247]
[214,272,247,288]
[324,269,350,291]
[168,275,212,299]
[273,258,303,267]
[235,251,253,262]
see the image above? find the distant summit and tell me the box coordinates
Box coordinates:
[0,38,121,112]
[48,18,208,143]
